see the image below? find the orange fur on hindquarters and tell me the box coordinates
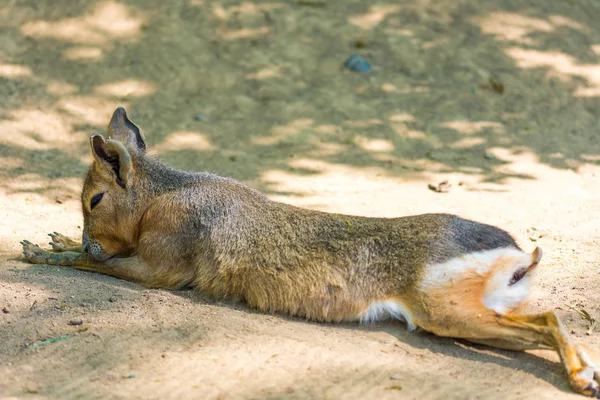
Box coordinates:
[414,247,541,336]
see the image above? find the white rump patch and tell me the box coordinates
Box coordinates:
[359,300,416,331]
[419,247,538,315]
[419,247,523,289]
[482,253,537,314]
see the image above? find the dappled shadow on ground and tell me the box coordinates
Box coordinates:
[0,261,582,399]
[1,0,599,201]
[2,2,600,398]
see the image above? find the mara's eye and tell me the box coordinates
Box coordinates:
[90,193,104,210]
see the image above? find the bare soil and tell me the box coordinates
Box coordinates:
[1,1,600,399]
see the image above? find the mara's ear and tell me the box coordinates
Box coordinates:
[90,134,132,189]
[106,106,146,153]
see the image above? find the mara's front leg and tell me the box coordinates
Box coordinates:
[21,240,152,286]
[47,232,84,253]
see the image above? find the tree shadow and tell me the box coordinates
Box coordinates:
[2,3,600,398]
[0,0,599,200]
[0,260,582,399]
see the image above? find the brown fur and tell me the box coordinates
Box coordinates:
[21,107,600,397]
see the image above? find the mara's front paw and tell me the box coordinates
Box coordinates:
[48,232,81,252]
[21,240,56,265]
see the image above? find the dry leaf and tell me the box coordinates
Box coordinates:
[428,181,451,193]
[385,385,403,390]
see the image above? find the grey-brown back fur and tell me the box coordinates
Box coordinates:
[127,151,518,318]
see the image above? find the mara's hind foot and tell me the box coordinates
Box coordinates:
[48,232,84,252]
[576,344,600,398]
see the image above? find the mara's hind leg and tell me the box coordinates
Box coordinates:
[413,306,600,397]
[465,311,600,398]
[415,246,599,397]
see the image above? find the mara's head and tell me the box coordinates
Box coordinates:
[82,107,147,261]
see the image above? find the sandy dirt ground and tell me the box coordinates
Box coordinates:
[1,0,600,399]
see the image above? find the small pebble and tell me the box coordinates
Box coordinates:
[68,319,83,326]
[25,381,41,394]
[488,77,504,94]
[2,307,9,314]
[353,39,367,49]
[390,374,402,380]
[484,151,496,160]
[109,297,116,303]
[193,114,206,122]
[343,55,371,73]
